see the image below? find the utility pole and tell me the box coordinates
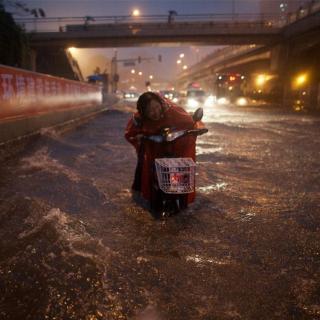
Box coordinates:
[111,50,118,93]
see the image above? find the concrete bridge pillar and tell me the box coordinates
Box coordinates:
[270,44,289,74]
[271,43,320,110]
[309,82,320,110]
[270,44,291,106]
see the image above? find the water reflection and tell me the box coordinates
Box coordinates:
[198,182,228,193]
[186,254,232,265]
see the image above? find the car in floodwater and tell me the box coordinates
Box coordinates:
[182,89,215,110]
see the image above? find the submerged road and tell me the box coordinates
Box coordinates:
[0,102,319,320]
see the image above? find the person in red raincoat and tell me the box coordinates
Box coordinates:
[125,91,201,210]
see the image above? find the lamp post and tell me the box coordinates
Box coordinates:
[111,50,118,93]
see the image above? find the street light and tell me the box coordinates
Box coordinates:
[177,60,181,64]
[67,47,77,55]
[255,74,267,87]
[138,71,143,76]
[183,65,188,70]
[149,75,153,79]
[295,73,308,87]
[132,9,140,16]
[131,69,135,74]
[179,53,185,58]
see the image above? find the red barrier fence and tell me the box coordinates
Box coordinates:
[0,65,102,122]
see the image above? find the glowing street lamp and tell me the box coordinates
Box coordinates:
[138,71,143,76]
[295,73,308,87]
[132,9,140,16]
[177,60,181,64]
[131,69,135,74]
[256,74,267,87]
[149,75,153,79]
[183,65,188,70]
[179,53,185,58]
[67,47,77,55]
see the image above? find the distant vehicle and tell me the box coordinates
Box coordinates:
[186,89,206,108]
[159,90,180,103]
[215,73,245,104]
[184,89,215,109]
[123,91,139,102]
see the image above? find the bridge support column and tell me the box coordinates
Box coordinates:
[271,42,320,111]
[270,45,289,73]
[270,44,291,107]
[308,79,320,111]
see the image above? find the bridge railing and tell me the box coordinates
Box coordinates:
[14,1,320,33]
[268,1,320,27]
[283,0,320,26]
[15,13,283,32]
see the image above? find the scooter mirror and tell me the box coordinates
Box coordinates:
[193,108,203,122]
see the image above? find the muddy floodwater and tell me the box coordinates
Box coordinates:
[0,103,319,320]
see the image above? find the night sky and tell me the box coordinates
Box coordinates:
[17,0,260,17]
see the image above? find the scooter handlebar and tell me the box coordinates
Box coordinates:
[142,128,208,143]
[187,128,209,135]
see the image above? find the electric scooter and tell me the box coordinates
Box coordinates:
[143,108,208,218]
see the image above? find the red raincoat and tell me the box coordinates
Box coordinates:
[125,100,198,204]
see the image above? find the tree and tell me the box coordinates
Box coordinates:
[0,1,30,68]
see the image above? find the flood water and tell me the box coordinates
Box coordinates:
[0,103,319,319]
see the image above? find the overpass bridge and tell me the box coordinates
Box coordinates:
[18,3,319,49]
[173,4,320,109]
[175,3,320,80]
[27,17,282,48]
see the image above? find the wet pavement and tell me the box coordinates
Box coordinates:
[0,102,319,319]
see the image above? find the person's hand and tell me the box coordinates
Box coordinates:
[133,114,142,127]
[135,134,144,141]
[130,134,144,149]
[194,121,205,129]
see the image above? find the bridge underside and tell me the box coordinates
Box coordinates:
[31,34,282,48]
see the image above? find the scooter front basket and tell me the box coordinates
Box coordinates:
[155,158,196,194]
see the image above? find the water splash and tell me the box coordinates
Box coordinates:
[196,145,223,155]
[21,147,81,182]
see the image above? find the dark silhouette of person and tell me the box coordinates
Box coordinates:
[168,10,177,24]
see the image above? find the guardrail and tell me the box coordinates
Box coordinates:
[285,0,320,25]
